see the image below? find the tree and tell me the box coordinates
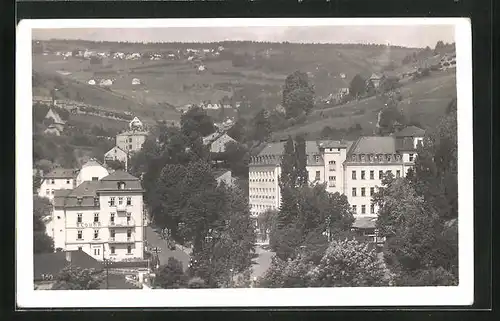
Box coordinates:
[222,141,250,178]
[52,265,104,290]
[282,71,315,119]
[106,159,126,171]
[349,74,367,99]
[250,109,271,142]
[181,105,216,138]
[156,257,187,289]
[259,238,391,288]
[34,196,54,254]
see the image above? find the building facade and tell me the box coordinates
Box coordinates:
[116,130,148,154]
[38,168,77,201]
[52,171,145,261]
[248,127,424,223]
[75,159,110,187]
[203,132,237,153]
[104,146,128,169]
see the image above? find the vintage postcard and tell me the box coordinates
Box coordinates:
[16,18,473,308]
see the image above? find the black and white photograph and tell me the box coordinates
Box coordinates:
[16,18,473,307]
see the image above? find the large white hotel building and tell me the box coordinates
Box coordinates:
[248,126,425,232]
[40,160,145,262]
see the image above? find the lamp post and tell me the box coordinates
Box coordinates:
[103,258,114,289]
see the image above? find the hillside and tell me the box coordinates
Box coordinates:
[272,70,456,141]
[32,40,419,122]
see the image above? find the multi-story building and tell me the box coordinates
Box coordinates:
[116,130,148,154]
[52,170,145,261]
[38,168,77,201]
[248,126,425,232]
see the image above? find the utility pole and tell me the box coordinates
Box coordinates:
[103,258,113,289]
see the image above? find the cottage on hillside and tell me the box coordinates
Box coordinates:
[44,108,66,132]
[368,73,385,88]
[104,146,128,170]
[203,132,237,153]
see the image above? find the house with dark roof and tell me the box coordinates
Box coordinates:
[34,250,103,290]
[38,168,77,202]
[51,170,145,262]
[248,126,425,243]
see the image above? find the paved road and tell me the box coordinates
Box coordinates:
[144,226,190,270]
[251,246,275,280]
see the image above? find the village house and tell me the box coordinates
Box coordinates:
[104,146,129,169]
[75,159,110,187]
[51,171,145,261]
[38,168,77,201]
[203,132,237,153]
[368,73,385,89]
[116,129,148,154]
[213,169,236,188]
[44,108,66,132]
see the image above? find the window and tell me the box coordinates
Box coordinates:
[370,170,374,180]
[370,204,375,214]
[128,138,133,143]
[387,154,392,162]
[352,155,357,161]
[360,154,365,162]
[328,176,336,187]
[352,188,357,197]
[94,248,100,256]
[352,171,357,180]
[315,171,320,181]
[78,247,82,251]
[396,170,401,178]
[109,197,115,206]
[129,144,133,150]
[352,205,357,213]
[110,246,115,254]
[94,213,99,223]
[51,179,55,184]
[77,213,82,223]
[92,177,98,181]
[118,197,123,205]
[314,155,320,162]
[387,170,393,176]
[118,182,126,190]
[94,230,99,239]
[379,170,383,179]
[110,213,115,223]
[329,160,336,171]
[361,187,366,197]
[127,213,131,223]
[51,190,55,195]
[127,246,132,254]
[127,229,132,238]
[361,205,366,214]
[66,179,71,184]
[46,189,49,195]
[409,154,414,162]
[370,187,375,196]
[127,197,132,205]
[361,171,366,180]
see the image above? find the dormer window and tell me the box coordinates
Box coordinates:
[117,182,126,190]
[94,197,99,206]
[351,155,356,161]
[314,155,320,162]
[396,154,401,161]
[360,154,365,162]
[387,154,392,162]
[77,197,83,205]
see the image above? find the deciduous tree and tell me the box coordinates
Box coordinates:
[282,71,315,119]
[52,265,104,290]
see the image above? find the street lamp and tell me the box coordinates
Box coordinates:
[102,258,114,289]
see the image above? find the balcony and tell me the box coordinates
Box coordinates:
[115,203,128,212]
[108,235,135,243]
[109,218,135,227]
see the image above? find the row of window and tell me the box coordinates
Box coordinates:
[328,160,337,171]
[352,204,376,214]
[46,179,72,185]
[350,153,413,163]
[76,212,132,224]
[77,229,133,240]
[92,246,133,255]
[250,187,276,193]
[352,187,376,197]
[250,195,276,199]
[328,176,337,187]
[108,197,133,206]
[249,171,275,178]
[249,178,276,183]
[251,204,276,211]
[352,169,401,180]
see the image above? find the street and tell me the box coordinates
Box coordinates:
[251,246,275,280]
[144,225,190,270]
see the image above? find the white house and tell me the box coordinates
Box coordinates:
[129,117,144,130]
[203,132,237,153]
[75,159,110,187]
[104,146,128,169]
[132,78,141,85]
[198,65,206,72]
[44,108,66,132]
[38,168,77,201]
[51,171,145,261]
[99,79,113,87]
[88,79,96,85]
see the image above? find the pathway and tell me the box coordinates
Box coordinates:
[144,226,190,270]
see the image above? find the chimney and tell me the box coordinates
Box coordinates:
[65,251,72,263]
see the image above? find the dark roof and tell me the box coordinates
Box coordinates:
[394,126,425,137]
[34,250,103,281]
[44,168,76,179]
[253,141,325,166]
[69,181,102,197]
[317,140,351,149]
[347,136,396,155]
[352,217,377,229]
[101,171,139,182]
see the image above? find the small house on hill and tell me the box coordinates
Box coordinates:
[368,73,385,88]
[203,132,237,153]
[88,79,96,85]
[132,78,141,85]
[44,108,66,132]
[104,146,128,170]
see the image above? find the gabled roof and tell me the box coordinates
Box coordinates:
[394,126,425,137]
[44,168,76,179]
[45,108,66,125]
[369,73,383,80]
[69,181,102,197]
[105,146,127,155]
[82,158,104,168]
[34,250,103,281]
[101,170,139,181]
[347,136,396,155]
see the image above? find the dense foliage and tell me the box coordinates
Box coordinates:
[52,265,104,290]
[33,196,54,254]
[282,71,315,119]
[155,257,187,289]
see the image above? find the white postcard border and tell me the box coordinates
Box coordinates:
[16,17,473,308]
